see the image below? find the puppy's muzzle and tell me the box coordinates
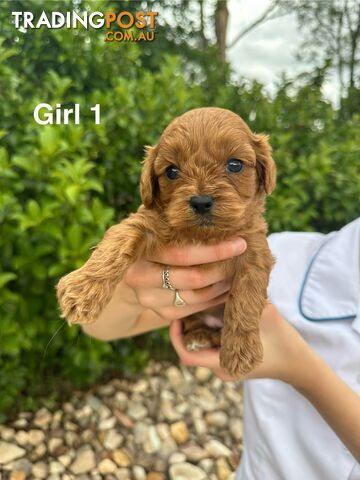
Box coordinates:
[189,195,214,215]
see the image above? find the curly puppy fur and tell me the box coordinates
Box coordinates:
[57,107,276,377]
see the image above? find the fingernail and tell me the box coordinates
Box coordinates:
[232,238,246,255]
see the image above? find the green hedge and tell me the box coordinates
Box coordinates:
[0,1,359,418]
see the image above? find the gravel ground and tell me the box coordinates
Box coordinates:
[0,361,244,480]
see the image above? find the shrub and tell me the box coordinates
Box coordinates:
[0,0,359,419]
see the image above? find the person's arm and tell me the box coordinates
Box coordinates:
[169,305,360,462]
[82,279,169,340]
[82,238,246,340]
[297,355,360,462]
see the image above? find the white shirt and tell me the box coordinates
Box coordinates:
[236,217,360,480]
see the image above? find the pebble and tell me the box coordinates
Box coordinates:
[0,442,25,464]
[165,367,189,394]
[199,458,214,473]
[99,416,117,430]
[114,392,128,409]
[145,425,161,453]
[147,473,165,480]
[205,439,232,458]
[169,462,207,480]
[33,408,52,429]
[0,427,15,441]
[170,421,189,444]
[32,461,48,478]
[98,458,117,474]
[86,395,102,411]
[181,444,208,462]
[195,367,212,383]
[128,403,148,421]
[9,472,26,480]
[69,447,96,474]
[115,468,132,480]
[97,384,115,396]
[216,457,233,480]
[132,379,148,393]
[133,465,147,480]
[49,461,64,474]
[28,429,45,445]
[205,411,228,427]
[113,449,131,467]
[0,361,243,478]
[168,452,186,464]
[230,419,243,441]
[48,437,63,455]
[14,431,28,446]
[103,429,124,450]
[13,419,27,429]
[12,459,32,474]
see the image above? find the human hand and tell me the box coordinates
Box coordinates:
[169,303,317,388]
[123,238,247,323]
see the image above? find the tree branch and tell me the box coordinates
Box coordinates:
[227,0,289,49]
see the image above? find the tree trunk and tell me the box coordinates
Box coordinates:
[215,0,229,62]
[199,0,208,50]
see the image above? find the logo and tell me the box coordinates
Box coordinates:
[12,10,158,43]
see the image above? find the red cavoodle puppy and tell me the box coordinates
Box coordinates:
[57,107,276,377]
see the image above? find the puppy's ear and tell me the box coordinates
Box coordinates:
[140,145,159,208]
[252,133,276,195]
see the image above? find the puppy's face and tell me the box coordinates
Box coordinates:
[140,108,276,234]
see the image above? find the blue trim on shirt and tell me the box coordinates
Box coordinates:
[298,236,357,322]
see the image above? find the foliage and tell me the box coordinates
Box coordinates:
[279,0,360,92]
[0,0,359,418]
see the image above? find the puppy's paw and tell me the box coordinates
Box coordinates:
[184,328,221,352]
[56,271,108,325]
[220,330,263,377]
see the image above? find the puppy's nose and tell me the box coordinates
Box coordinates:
[189,195,214,215]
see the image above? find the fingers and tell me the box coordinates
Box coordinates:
[125,259,230,290]
[169,318,239,382]
[135,279,230,309]
[146,238,247,266]
[169,318,221,368]
[156,292,228,321]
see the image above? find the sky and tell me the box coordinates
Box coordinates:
[226,0,338,102]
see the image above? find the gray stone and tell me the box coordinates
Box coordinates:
[97,384,115,396]
[86,395,102,411]
[128,403,148,421]
[12,458,32,474]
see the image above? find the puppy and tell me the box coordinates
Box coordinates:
[57,107,276,377]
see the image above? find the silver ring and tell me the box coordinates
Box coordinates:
[162,265,175,290]
[174,289,186,307]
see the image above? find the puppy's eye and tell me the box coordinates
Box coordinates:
[165,165,180,180]
[226,158,244,173]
